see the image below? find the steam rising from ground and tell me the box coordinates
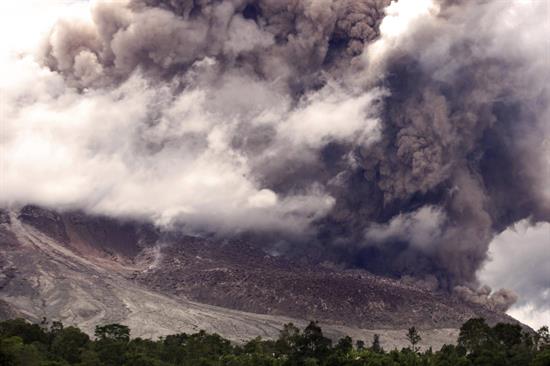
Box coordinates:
[1,0,549,313]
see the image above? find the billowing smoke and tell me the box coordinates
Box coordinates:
[1,0,549,298]
[454,285,519,313]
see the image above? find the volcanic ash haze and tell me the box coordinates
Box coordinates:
[1,0,549,311]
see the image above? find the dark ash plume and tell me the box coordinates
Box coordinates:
[42,0,391,91]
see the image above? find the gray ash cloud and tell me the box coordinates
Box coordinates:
[2,0,549,298]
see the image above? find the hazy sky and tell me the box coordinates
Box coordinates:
[479,222,550,329]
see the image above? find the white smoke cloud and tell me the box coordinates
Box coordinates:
[0,62,346,233]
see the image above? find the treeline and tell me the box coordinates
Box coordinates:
[1,318,549,366]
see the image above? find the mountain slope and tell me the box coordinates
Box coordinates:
[0,207,522,349]
[136,237,517,330]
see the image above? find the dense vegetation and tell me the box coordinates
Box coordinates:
[1,318,549,366]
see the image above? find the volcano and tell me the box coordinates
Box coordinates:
[0,206,523,349]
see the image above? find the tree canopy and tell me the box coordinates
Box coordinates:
[0,318,548,366]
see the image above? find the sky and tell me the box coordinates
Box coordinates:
[0,0,548,330]
[479,222,550,329]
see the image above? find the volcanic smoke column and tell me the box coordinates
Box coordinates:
[0,0,549,299]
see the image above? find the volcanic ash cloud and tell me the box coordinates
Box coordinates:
[1,0,549,299]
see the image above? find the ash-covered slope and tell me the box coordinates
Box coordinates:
[0,206,522,349]
[137,239,515,330]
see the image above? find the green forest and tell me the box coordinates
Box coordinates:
[1,318,549,366]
